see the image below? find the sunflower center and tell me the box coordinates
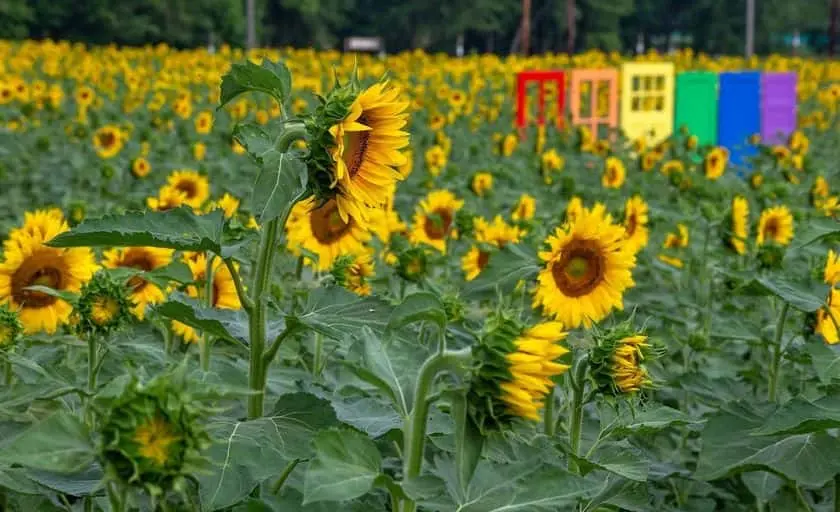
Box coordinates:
[764,218,779,238]
[122,254,155,292]
[477,250,490,270]
[344,114,371,178]
[98,131,116,148]
[310,200,352,244]
[175,179,198,199]
[626,213,638,236]
[12,264,63,308]
[551,239,605,298]
[423,208,453,240]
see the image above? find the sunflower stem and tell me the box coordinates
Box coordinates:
[768,302,790,403]
[834,474,840,512]
[87,335,98,394]
[568,355,588,473]
[312,332,324,377]
[544,385,556,437]
[402,348,472,512]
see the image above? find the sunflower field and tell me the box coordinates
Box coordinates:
[0,40,840,512]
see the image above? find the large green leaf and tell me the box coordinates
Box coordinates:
[233,123,275,163]
[219,59,291,108]
[23,465,103,496]
[199,392,337,511]
[793,220,840,249]
[741,472,783,503]
[0,412,93,473]
[250,149,308,224]
[754,396,840,436]
[608,405,701,436]
[48,208,225,254]
[695,402,840,486]
[581,441,649,482]
[329,395,402,438]
[290,286,393,341]
[806,342,840,384]
[464,244,539,298]
[754,276,828,313]
[386,291,447,334]
[155,292,248,344]
[302,428,383,504]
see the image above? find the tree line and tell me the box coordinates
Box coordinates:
[0,0,835,55]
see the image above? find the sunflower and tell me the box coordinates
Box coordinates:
[328,82,410,224]
[532,204,636,328]
[102,247,173,319]
[409,190,464,253]
[812,176,830,205]
[825,249,840,286]
[771,145,791,164]
[565,196,585,224]
[590,328,656,395]
[622,196,649,254]
[471,172,493,197]
[208,193,240,219]
[166,170,210,209]
[756,206,794,246]
[172,253,241,343]
[640,151,659,172]
[816,289,840,344]
[685,135,699,151]
[501,133,518,157]
[750,172,764,189]
[331,248,375,296]
[286,197,371,271]
[461,216,524,281]
[193,142,207,161]
[194,110,213,134]
[367,203,406,244]
[92,125,125,159]
[511,194,536,222]
[664,224,689,249]
[468,317,570,428]
[704,147,728,180]
[0,212,98,334]
[602,157,626,189]
[425,145,447,176]
[132,157,151,178]
[541,149,564,178]
[729,196,749,255]
[789,130,809,154]
[660,159,684,176]
[8,208,65,244]
[147,186,187,212]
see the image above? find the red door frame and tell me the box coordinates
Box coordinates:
[515,70,566,137]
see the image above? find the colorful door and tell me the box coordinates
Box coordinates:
[515,70,566,137]
[674,72,718,146]
[761,72,797,145]
[620,62,675,145]
[718,72,760,168]
[569,69,619,140]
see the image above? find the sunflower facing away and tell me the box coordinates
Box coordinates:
[462,216,524,281]
[756,205,794,246]
[0,210,98,334]
[622,196,649,254]
[409,190,464,253]
[102,247,174,319]
[532,204,636,329]
[286,197,371,271]
[468,316,570,428]
[590,326,658,396]
[729,196,749,255]
[329,82,410,224]
[166,170,210,209]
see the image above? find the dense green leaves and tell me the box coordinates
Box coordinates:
[156,292,249,344]
[219,59,292,108]
[463,244,539,299]
[0,412,93,473]
[290,286,393,341]
[303,428,383,504]
[386,291,447,333]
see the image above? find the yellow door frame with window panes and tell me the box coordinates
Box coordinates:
[620,62,675,145]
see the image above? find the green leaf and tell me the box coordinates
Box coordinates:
[250,150,308,224]
[754,275,828,312]
[0,412,93,473]
[291,286,393,342]
[452,392,483,497]
[463,244,539,299]
[24,465,103,496]
[155,292,248,344]
[329,395,402,438]
[219,59,291,108]
[754,396,840,436]
[741,471,784,503]
[48,208,225,254]
[386,291,447,334]
[21,285,78,305]
[793,220,840,249]
[199,392,337,510]
[610,406,701,436]
[582,441,649,482]
[806,342,840,384]
[695,402,840,486]
[0,467,44,495]
[233,123,275,163]
[302,428,382,504]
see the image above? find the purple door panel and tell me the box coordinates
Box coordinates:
[761,72,797,145]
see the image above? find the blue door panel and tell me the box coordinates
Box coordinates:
[718,72,761,170]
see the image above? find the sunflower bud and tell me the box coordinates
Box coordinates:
[397,247,429,283]
[98,371,211,500]
[441,293,465,323]
[330,249,375,296]
[757,243,786,270]
[75,271,133,337]
[589,324,661,396]
[467,315,570,432]
[0,306,23,349]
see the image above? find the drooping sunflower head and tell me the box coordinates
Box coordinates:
[0,306,23,349]
[622,195,649,254]
[0,211,98,334]
[165,170,210,209]
[467,315,570,431]
[704,147,728,180]
[728,196,750,255]
[306,77,410,226]
[330,247,375,296]
[602,157,626,189]
[98,372,210,497]
[286,197,372,271]
[589,323,660,396]
[532,204,637,329]
[408,190,464,253]
[756,205,794,247]
[74,271,133,337]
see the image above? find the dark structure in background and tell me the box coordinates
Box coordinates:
[0,0,835,55]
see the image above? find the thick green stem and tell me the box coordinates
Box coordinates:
[247,217,279,419]
[200,253,216,372]
[312,332,324,377]
[401,349,472,512]
[834,474,840,512]
[87,336,97,394]
[568,356,588,472]
[543,386,556,437]
[768,302,790,403]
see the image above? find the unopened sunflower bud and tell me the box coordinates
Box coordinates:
[75,271,133,337]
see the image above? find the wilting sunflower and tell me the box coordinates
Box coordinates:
[409,190,464,253]
[602,157,626,189]
[471,172,493,197]
[622,196,649,254]
[172,253,241,343]
[704,147,728,180]
[286,197,371,271]
[461,216,524,281]
[328,82,409,224]
[532,204,636,328]
[729,196,750,255]
[92,125,125,159]
[756,205,794,246]
[468,316,570,428]
[511,194,536,222]
[166,170,210,209]
[102,247,173,320]
[0,211,98,334]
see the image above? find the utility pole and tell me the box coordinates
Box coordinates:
[745,0,755,58]
[567,0,575,54]
[831,0,839,56]
[521,0,532,55]
[246,0,257,49]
